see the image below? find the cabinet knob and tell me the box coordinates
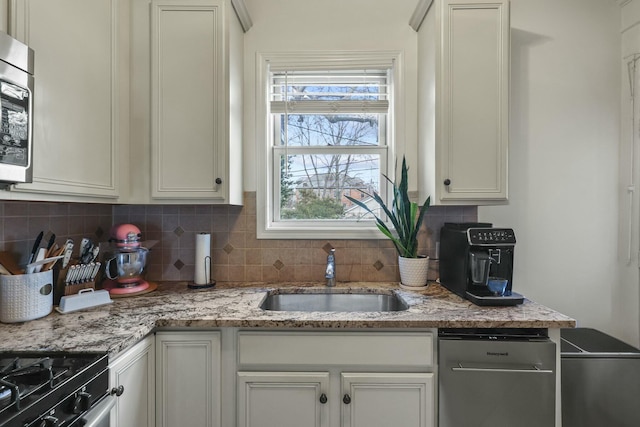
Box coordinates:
[319,393,328,404]
[444,179,451,186]
[343,394,351,404]
[215,178,223,185]
[111,385,125,397]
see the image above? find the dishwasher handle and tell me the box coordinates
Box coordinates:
[452,363,554,374]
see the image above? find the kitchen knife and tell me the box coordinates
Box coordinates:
[67,265,79,284]
[45,233,56,253]
[76,264,87,283]
[27,231,43,264]
[89,262,101,281]
[89,245,100,263]
[79,237,93,264]
[62,240,74,268]
[26,247,47,274]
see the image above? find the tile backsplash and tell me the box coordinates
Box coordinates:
[0,201,112,266]
[0,192,477,283]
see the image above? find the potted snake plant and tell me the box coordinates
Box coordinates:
[346,157,431,287]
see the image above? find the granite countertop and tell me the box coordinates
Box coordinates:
[0,281,575,356]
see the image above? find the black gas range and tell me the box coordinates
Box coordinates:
[0,351,119,427]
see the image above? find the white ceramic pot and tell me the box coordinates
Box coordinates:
[398,255,430,288]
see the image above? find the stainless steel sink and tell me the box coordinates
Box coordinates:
[259,290,409,312]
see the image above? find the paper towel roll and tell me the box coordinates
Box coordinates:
[194,233,211,285]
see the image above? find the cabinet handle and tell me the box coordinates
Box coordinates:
[443,178,451,186]
[215,178,223,185]
[343,394,351,404]
[319,393,328,404]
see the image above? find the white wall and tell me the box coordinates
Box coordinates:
[618,0,640,346]
[479,0,625,342]
[242,0,419,192]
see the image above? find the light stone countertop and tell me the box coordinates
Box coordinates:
[0,282,575,356]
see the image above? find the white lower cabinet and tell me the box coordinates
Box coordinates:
[155,331,221,427]
[341,372,434,427]
[236,330,436,427]
[116,329,435,427]
[237,372,330,427]
[109,335,155,427]
[237,371,434,427]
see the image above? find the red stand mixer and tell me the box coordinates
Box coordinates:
[102,224,153,296]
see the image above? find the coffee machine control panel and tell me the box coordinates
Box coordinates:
[467,228,516,245]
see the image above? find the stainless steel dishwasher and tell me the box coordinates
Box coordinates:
[439,328,557,427]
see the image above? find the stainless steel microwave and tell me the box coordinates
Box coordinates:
[0,31,33,185]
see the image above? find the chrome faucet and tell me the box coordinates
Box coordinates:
[325,248,336,287]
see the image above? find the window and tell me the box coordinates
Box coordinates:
[257,52,403,239]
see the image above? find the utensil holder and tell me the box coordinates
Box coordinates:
[0,270,53,323]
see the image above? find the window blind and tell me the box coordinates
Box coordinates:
[269,69,390,114]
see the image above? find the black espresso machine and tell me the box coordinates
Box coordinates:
[440,223,524,306]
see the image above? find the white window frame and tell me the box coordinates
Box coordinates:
[256,51,404,239]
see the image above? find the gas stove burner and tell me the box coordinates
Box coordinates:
[0,352,109,427]
[0,357,67,412]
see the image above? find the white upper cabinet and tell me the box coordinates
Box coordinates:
[130,0,244,204]
[6,0,130,202]
[417,0,510,205]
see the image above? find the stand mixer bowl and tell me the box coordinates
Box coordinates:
[106,247,148,285]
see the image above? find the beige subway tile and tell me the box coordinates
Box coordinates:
[340,248,362,265]
[246,248,262,265]
[212,249,229,266]
[228,265,246,281]
[228,231,246,248]
[293,265,315,281]
[295,240,321,249]
[278,265,295,281]
[262,266,279,282]
[362,240,381,249]
[229,213,246,233]
[245,265,262,281]
[361,248,380,265]
[212,232,229,249]
[213,265,230,282]
[228,248,246,266]
[380,248,398,267]
[212,214,229,232]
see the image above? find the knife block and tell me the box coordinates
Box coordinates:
[56,263,98,298]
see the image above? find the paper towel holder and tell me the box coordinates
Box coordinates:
[188,256,216,289]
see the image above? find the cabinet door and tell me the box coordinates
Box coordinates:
[109,335,155,427]
[150,0,227,200]
[237,371,330,427]
[341,373,435,427]
[438,0,509,201]
[9,0,128,201]
[156,331,221,427]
